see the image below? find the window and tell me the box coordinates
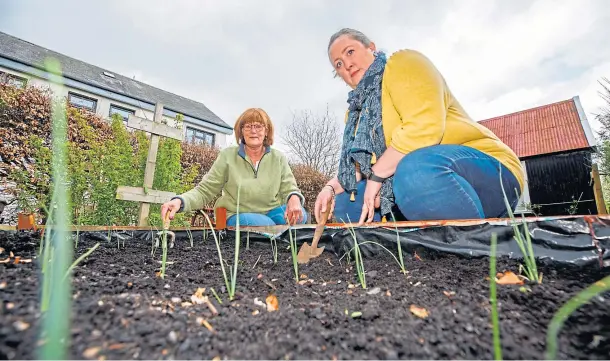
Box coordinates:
[109,104,135,123]
[68,92,97,112]
[0,71,27,89]
[186,127,215,146]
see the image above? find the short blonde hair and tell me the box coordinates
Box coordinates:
[234,108,274,146]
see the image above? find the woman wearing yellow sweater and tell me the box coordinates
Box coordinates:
[314,28,524,224]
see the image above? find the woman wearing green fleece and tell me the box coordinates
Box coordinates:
[161,108,308,226]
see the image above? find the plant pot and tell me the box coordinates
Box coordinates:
[17,212,37,231]
[215,207,227,230]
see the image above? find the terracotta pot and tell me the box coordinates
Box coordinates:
[215,207,227,230]
[17,212,37,231]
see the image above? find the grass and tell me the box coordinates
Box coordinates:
[38,57,73,360]
[545,274,610,359]
[489,232,502,360]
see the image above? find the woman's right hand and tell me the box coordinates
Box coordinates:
[314,186,335,224]
[161,198,182,222]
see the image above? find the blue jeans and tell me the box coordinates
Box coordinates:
[334,145,521,221]
[226,205,309,227]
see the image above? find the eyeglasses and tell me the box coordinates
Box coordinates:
[243,123,265,132]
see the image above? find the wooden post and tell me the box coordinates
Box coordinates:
[138,104,163,225]
[591,163,607,215]
[115,103,183,226]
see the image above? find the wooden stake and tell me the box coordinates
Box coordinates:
[137,104,164,226]
[592,163,607,215]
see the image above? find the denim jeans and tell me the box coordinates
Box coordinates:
[226,204,309,227]
[334,145,521,222]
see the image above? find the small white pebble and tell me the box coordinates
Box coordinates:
[164,284,170,289]
[13,320,30,331]
[98,301,104,306]
[168,331,178,343]
[171,297,181,303]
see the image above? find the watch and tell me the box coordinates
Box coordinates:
[367,171,386,183]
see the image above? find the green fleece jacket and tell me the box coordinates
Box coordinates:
[174,144,304,218]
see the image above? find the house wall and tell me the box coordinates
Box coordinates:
[0,65,230,148]
[523,149,597,216]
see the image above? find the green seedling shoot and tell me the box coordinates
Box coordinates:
[345,216,366,289]
[63,242,100,281]
[201,212,231,300]
[390,212,407,274]
[288,227,299,282]
[229,184,242,300]
[489,233,502,360]
[499,170,540,283]
[39,57,74,360]
[545,275,610,359]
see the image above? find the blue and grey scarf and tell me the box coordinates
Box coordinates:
[337,51,395,217]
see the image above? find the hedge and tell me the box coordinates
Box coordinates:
[0,83,330,226]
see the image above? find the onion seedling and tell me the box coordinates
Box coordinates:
[499,171,540,283]
[63,242,100,281]
[288,227,298,282]
[229,184,242,300]
[201,212,231,300]
[210,287,223,305]
[39,57,73,360]
[345,216,366,289]
[489,233,502,360]
[341,240,403,273]
[186,224,194,248]
[545,274,610,359]
[160,230,168,278]
[390,212,407,274]
[270,235,278,264]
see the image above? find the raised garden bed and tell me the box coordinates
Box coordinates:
[1,223,609,360]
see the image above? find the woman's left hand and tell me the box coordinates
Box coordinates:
[359,180,382,225]
[285,195,304,225]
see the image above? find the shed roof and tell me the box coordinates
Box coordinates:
[0,31,232,131]
[479,96,596,158]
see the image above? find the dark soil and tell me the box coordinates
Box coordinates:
[1,229,609,360]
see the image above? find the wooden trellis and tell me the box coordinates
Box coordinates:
[115,103,182,226]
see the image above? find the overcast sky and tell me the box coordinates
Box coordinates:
[1,0,609,149]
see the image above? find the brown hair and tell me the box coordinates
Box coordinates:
[234,108,274,146]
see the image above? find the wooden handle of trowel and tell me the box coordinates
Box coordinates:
[311,197,332,249]
[163,211,171,230]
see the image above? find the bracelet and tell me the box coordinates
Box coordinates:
[324,184,335,198]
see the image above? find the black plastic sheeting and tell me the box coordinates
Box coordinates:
[79,216,610,269]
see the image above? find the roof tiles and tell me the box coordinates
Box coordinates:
[479,98,592,158]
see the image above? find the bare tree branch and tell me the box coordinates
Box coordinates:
[281,106,342,177]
